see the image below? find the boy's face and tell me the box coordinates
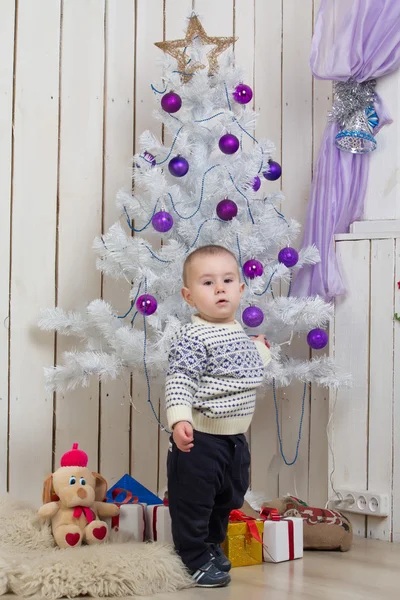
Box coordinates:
[181,253,245,324]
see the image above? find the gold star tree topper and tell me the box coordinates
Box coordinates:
[154,15,237,82]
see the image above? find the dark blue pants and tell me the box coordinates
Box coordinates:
[167,430,250,570]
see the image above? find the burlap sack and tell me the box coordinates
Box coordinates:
[262,495,352,552]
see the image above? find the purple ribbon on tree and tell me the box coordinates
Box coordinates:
[293,0,400,301]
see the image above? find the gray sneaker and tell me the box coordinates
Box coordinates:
[210,543,232,572]
[191,558,231,587]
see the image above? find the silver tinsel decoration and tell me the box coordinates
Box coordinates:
[329,79,376,126]
[329,79,378,154]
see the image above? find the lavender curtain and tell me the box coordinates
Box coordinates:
[293,0,400,301]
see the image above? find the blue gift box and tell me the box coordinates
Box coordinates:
[106,473,162,505]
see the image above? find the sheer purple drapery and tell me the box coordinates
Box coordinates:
[293,0,400,300]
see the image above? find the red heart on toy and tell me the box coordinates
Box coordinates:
[66,532,80,546]
[93,526,107,540]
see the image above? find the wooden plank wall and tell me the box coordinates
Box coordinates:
[8,0,61,503]
[364,70,400,220]
[330,64,400,543]
[0,0,16,495]
[333,236,400,542]
[1,0,332,509]
[331,62,400,542]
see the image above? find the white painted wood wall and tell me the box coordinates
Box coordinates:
[0,0,331,510]
[331,67,400,542]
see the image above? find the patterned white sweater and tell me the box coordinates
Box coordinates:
[165,315,271,435]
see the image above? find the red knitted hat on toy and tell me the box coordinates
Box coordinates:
[60,443,88,468]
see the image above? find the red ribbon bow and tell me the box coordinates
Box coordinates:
[73,506,95,523]
[229,509,262,544]
[260,507,281,521]
[111,488,138,505]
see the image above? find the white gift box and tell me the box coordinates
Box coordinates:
[146,504,173,544]
[111,503,147,541]
[262,517,303,563]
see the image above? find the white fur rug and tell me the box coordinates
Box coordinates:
[0,496,193,598]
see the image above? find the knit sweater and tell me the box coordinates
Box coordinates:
[165,315,271,435]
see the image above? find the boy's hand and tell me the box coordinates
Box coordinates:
[250,334,271,348]
[173,421,194,452]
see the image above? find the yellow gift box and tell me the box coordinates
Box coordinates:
[222,518,264,567]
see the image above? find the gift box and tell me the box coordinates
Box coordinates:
[261,508,303,563]
[146,503,173,544]
[222,510,264,567]
[112,502,147,541]
[106,474,162,505]
[106,487,147,541]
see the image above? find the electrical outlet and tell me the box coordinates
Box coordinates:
[333,489,389,517]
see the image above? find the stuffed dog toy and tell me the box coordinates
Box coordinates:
[38,443,119,548]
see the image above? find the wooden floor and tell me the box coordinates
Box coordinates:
[4,537,400,599]
[145,537,400,600]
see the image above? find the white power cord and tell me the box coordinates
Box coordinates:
[324,389,354,511]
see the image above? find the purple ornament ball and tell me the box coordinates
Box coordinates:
[252,176,261,192]
[168,155,189,177]
[278,247,299,268]
[152,210,173,233]
[263,160,282,181]
[136,294,158,316]
[243,259,264,279]
[242,306,264,328]
[216,199,238,221]
[307,328,328,350]
[219,133,240,155]
[161,91,182,114]
[233,83,253,105]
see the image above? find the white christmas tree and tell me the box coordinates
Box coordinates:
[39,15,347,425]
